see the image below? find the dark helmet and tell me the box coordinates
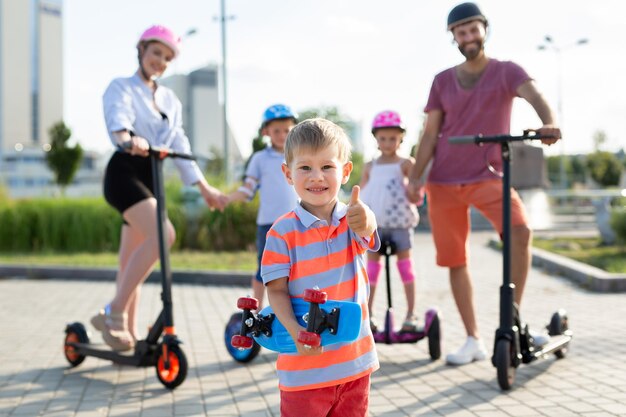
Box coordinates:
[447,2,488,31]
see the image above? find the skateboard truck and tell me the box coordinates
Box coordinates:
[231,296,275,350]
[297,288,339,347]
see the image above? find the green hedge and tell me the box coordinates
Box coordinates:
[611,208,626,244]
[0,197,258,253]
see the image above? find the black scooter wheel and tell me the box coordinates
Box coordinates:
[64,322,89,367]
[549,310,569,359]
[224,312,261,363]
[156,344,188,390]
[495,339,515,390]
[427,314,441,360]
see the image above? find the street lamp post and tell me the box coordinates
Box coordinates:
[538,35,589,189]
[217,0,235,184]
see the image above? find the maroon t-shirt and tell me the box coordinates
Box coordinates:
[425,59,531,184]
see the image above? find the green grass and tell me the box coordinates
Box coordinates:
[0,250,257,272]
[533,237,626,273]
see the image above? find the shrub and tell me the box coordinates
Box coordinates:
[0,196,259,253]
[610,208,626,244]
[194,199,258,251]
[0,198,122,252]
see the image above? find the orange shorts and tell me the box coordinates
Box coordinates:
[426,179,528,268]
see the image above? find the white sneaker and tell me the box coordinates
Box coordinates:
[530,330,550,347]
[446,336,487,365]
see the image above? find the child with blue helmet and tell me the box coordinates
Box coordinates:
[227,104,299,308]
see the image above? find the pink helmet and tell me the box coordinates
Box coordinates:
[371,110,405,134]
[137,25,181,58]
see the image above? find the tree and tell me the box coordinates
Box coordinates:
[570,155,587,185]
[45,121,83,195]
[298,106,353,133]
[546,155,572,187]
[593,130,608,151]
[586,151,622,187]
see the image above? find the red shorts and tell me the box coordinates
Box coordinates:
[280,374,370,417]
[426,180,528,267]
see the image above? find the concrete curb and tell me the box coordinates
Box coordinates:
[487,239,626,292]
[0,264,251,287]
[531,247,626,292]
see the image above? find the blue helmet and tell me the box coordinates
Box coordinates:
[262,104,298,127]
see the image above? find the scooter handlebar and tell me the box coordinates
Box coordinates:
[448,136,479,145]
[449,130,557,145]
[117,141,196,160]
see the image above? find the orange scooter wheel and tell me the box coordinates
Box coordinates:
[156,344,188,390]
[64,322,89,367]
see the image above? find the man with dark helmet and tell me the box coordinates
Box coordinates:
[408,3,561,365]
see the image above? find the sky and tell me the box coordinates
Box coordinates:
[63,0,625,160]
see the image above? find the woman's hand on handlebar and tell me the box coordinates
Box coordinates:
[537,125,561,146]
[126,136,150,157]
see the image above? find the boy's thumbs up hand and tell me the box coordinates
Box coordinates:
[349,185,361,205]
[347,185,376,237]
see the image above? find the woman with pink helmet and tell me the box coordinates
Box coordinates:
[91,25,228,351]
[360,110,421,333]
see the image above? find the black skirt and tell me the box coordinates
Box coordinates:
[103,151,154,214]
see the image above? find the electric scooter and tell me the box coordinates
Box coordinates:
[372,240,441,360]
[449,130,573,390]
[63,145,193,390]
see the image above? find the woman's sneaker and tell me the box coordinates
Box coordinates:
[445,336,487,365]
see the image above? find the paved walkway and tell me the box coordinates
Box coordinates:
[1,231,625,416]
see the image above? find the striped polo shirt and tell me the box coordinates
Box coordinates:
[261,201,380,392]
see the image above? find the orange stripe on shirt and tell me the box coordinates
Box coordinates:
[322,276,358,300]
[277,334,374,372]
[282,227,328,248]
[261,249,290,266]
[290,247,354,281]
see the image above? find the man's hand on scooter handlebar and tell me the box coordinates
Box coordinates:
[536,125,561,146]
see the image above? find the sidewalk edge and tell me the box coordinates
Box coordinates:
[487,239,626,293]
[0,264,250,287]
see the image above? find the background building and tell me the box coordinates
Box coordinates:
[0,0,72,197]
[161,65,243,173]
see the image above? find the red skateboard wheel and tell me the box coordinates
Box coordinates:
[303,289,327,304]
[297,331,321,347]
[231,335,254,349]
[237,297,259,310]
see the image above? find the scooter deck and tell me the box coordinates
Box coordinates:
[254,298,362,353]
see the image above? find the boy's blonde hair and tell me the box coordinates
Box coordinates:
[284,118,352,166]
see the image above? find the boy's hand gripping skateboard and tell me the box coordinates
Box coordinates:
[230,288,362,353]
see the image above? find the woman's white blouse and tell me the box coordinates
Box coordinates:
[103,73,204,186]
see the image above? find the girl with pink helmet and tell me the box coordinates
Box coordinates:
[91,25,228,351]
[360,110,420,332]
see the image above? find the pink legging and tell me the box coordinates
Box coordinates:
[367,258,415,285]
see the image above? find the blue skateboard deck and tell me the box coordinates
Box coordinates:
[254,298,362,353]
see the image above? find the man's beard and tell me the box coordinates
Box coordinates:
[458,40,484,60]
